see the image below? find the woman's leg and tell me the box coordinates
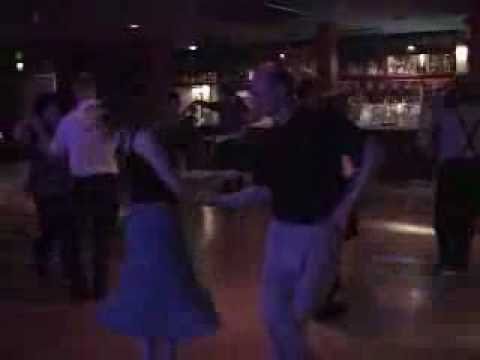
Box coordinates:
[33,196,56,277]
[91,177,119,300]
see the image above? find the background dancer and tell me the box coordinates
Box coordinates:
[51,74,120,301]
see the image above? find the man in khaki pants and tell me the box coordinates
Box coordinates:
[209,64,356,359]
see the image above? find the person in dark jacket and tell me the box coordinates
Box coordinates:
[15,93,74,280]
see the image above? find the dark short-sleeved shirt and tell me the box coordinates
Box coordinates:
[254,107,346,224]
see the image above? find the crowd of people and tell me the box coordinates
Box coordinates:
[16,60,480,360]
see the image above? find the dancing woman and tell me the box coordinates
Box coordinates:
[98,110,218,360]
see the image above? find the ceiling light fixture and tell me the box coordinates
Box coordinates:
[419,54,427,68]
[128,24,141,30]
[407,45,416,52]
[188,45,198,51]
[265,1,309,16]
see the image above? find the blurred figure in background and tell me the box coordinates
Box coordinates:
[192,83,249,136]
[419,78,480,275]
[99,92,218,360]
[161,91,183,130]
[315,91,381,320]
[189,83,249,170]
[324,93,364,240]
[14,93,74,280]
[51,74,120,301]
[163,91,207,171]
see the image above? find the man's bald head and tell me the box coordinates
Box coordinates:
[250,62,294,118]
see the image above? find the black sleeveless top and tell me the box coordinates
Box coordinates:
[125,133,178,205]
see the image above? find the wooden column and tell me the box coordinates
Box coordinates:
[141,40,176,120]
[314,23,339,92]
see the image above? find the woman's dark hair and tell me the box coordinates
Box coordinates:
[33,93,60,118]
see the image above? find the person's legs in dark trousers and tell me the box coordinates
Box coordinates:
[314,235,349,321]
[32,196,57,277]
[434,167,450,272]
[90,175,119,300]
[52,196,77,283]
[435,160,478,273]
[33,195,76,279]
[450,160,480,270]
[324,211,358,309]
[68,181,90,299]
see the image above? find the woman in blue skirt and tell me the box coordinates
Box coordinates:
[98,121,218,359]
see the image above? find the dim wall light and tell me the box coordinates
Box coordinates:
[279,53,286,60]
[188,45,198,51]
[407,45,416,52]
[192,84,211,101]
[128,24,141,29]
[419,54,427,68]
[456,44,469,74]
[16,62,24,72]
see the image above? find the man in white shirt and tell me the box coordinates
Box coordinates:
[51,75,120,301]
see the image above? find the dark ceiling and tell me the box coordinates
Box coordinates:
[205,0,474,39]
[0,0,476,44]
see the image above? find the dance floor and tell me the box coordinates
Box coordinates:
[2,175,480,359]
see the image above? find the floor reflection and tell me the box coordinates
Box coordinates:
[2,182,480,359]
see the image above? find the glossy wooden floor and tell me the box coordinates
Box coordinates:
[2,179,480,359]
